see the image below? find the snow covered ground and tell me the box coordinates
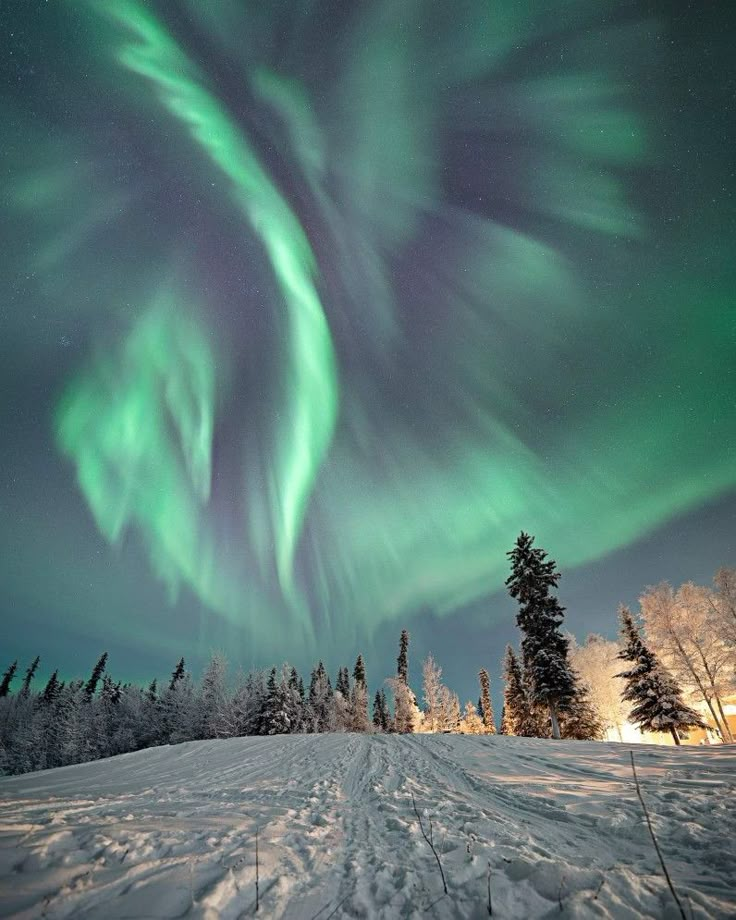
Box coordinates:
[0,735,734,919]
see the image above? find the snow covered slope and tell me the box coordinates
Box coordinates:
[0,735,734,918]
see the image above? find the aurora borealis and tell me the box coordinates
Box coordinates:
[2,1,734,693]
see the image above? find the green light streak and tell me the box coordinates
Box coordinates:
[100,0,338,594]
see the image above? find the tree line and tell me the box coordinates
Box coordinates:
[1,533,733,775]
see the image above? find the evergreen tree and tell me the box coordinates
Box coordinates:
[617,606,705,744]
[40,670,61,707]
[353,655,366,687]
[263,667,291,735]
[19,656,40,698]
[380,690,391,731]
[351,655,370,732]
[336,666,350,698]
[372,689,391,731]
[558,684,605,740]
[498,703,508,735]
[506,533,578,739]
[146,679,158,704]
[0,660,17,698]
[308,662,334,732]
[501,645,541,737]
[397,629,409,684]
[84,652,108,699]
[168,657,185,691]
[478,668,496,734]
[200,654,229,738]
[462,700,484,733]
[373,690,383,729]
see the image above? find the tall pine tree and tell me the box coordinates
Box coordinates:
[19,656,40,698]
[0,660,18,698]
[506,533,577,739]
[617,606,705,744]
[84,652,108,699]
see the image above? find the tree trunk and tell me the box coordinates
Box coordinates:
[670,727,681,745]
[714,695,733,743]
[670,634,725,741]
[699,655,734,743]
[549,704,561,740]
[702,693,726,742]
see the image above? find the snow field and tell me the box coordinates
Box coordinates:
[0,734,734,918]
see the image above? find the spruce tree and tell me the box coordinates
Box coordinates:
[0,660,18,697]
[19,656,40,697]
[558,684,604,740]
[394,630,417,733]
[336,666,350,698]
[263,668,291,735]
[146,679,158,704]
[501,645,539,737]
[506,533,577,739]
[351,655,369,732]
[84,652,108,699]
[397,629,409,684]
[478,668,496,734]
[617,606,705,744]
[40,670,61,707]
[353,655,367,687]
[373,690,383,729]
[169,658,186,691]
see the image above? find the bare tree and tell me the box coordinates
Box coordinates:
[640,583,733,742]
[713,567,736,652]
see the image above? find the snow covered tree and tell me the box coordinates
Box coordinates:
[713,567,736,651]
[40,670,61,707]
[308,662,334,732]
[263,668,291,735]
[422,654,444,731]
[640,582,734,742]
[617,606,706,744]
[393,628,419,733]
[0,661,17,698]
[568,634,628,740]
[160,665,196,744]
[558,683,604,740]
[506,533,579,739]
[501,645,542,737]
[199,653,230,738]
[387,678,422,733]
[351,655,370,732]
[461,700,484,734]
[478,668,496,734]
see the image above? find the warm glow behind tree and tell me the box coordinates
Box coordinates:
[640,582,735,743]
[567,634,628,741]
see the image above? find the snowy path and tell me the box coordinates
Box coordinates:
[0,735,734,918]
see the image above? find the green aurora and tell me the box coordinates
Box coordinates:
[1,0,734,676]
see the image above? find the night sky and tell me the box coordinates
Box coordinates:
[2,0,734,705]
